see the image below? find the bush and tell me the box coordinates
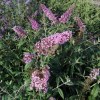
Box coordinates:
[0,0,100,100]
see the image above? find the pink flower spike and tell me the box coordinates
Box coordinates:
[59,3,75,23]
[32,10,38,17]
[40,4,58,24]
[28,17,39,31]
[89,68,100,80]
[30,66,50,93]
[12,26,27,38]
[3,0,12,5]
[74,16,85,32]
[23,52,34,64]
[35,31,72,55]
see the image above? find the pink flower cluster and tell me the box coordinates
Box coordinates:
[30,66,50,93]
[40,3,75,24]
[28,17,39,31]
[74,16,85,32]
[23,52,34,64]
[89,68,100,80]
[12,3,76,35]
[12,26,27,38]
[59,4,75,23]
[2,0,12,5]
[35,31,72,55]
[40,4,58,24]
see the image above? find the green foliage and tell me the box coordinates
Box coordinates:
[58,88,64,99]
[88,83,100,100]
[0,0,100,100]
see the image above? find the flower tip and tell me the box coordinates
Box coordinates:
[12,26,27,38]
[12,26,18,32]
[40,3,44,7]
[12,26,17,29]
[27,16,31,21]
[72,3,76,7]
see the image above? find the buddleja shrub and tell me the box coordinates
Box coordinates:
[0,0,100,100]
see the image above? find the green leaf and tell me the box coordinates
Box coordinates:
[88,95,96,100]
[65,81,74,86]
[2,95,12,100]
[56,78,60,87]
[60,77,64,83]
[91,84,99,98]
[68,95,80,100]
[0,41,3,48]
[25,61,32,70]
[58,88,64,99]
[17,39,26,48]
